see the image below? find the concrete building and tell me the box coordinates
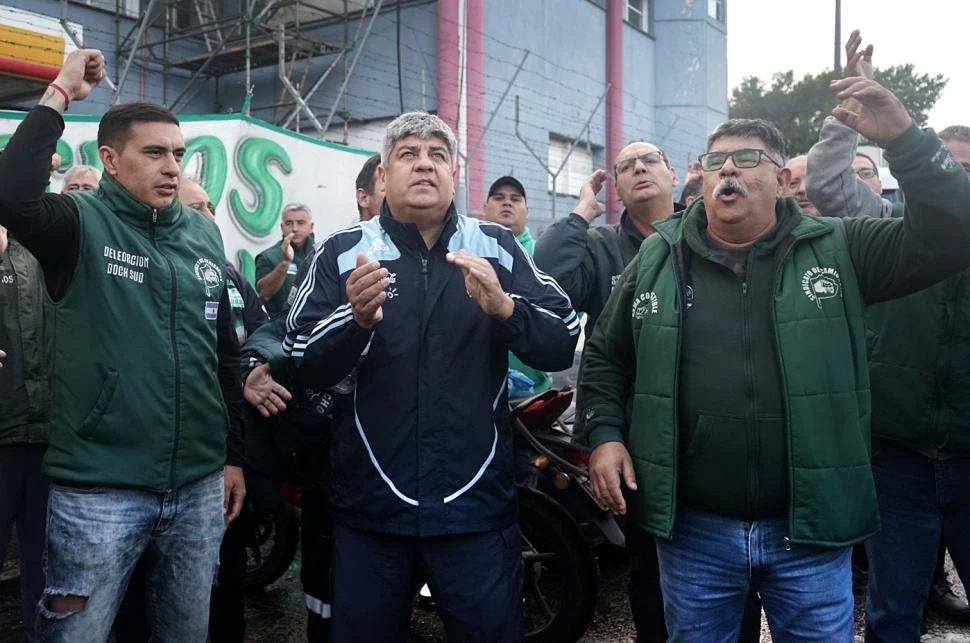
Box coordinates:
[0,0,727,229]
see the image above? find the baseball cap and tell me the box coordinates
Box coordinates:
[487,176,526,201]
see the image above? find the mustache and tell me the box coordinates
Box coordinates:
[712,177,749,199]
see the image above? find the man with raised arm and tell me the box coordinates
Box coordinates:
[0,49,245,641]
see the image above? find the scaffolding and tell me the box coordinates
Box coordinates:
[59,0,420,130]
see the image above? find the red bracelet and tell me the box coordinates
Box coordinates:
[48,82,70,110]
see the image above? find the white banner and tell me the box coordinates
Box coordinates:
[0,110,376,281]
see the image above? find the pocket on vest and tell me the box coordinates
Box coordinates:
[79,369,119,438]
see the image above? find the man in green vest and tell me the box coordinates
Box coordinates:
[255,203,316,318]
[0,218,50,641]
[0,49,246,642]
[580,77,970,640]
[483,175,552,394]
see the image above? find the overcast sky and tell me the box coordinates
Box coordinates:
[726,0,968,131]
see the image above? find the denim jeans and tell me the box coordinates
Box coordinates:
[37,470,226,643]
[0,444,49,642]
[655,504,853,642]
[865,439,970,642]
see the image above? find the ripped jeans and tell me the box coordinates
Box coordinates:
[37,471,226,643]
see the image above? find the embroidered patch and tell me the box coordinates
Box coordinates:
[205,301,219,320]
[801,266,842,309]
[631,291,659,319]
[194,258,223,297]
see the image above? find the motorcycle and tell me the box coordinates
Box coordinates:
[242,482,301,590]
[510,387,624,643]
[241,387,614,643]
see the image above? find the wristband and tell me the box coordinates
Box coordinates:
[48,83,70,110]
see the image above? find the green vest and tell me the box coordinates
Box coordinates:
[0,238,49,444]
[867,270,970,452]
[625,207,878,546]
[43,173,230,491]
[255,234,315,317]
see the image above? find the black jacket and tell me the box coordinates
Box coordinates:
[533,210,648,333]
[284,204,578,536]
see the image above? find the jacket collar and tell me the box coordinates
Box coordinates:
[654,196,833,255]
[92,172,182,231]
[516,227,536,254]
[379,201,459,252]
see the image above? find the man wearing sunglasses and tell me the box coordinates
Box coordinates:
[581,74,970,641]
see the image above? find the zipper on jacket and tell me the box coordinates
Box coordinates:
[668,241,689,536]
[151,209,183,489]
[740,275,757,518]
[416,249,430,529]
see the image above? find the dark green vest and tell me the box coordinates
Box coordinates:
[255,234,314,317]
[627,207,878,546]
[0,238,49,444]
[867,270,970,452]
[44,173,230,491]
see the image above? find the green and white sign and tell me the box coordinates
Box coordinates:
[0,110,375,282]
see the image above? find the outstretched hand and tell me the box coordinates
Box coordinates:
[844,29,874,81]
[831,77,912,145]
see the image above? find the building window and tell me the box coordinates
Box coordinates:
[708,0,724,22]
[624,0,648,32]
[548,137,594,197]
[71,0,139,18]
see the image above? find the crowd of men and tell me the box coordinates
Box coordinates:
[0,28,968,643]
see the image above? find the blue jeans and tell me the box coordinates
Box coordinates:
[865,439,970,642]
[37,471,226,643]
[0,444,49,642]
[331,523,524,642]
[655,504,853,642]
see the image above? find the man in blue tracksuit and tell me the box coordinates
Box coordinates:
[285,112,579,642]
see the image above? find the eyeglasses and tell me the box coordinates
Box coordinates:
[855,168,877,180]
[698,149,781,171]
[615,151,667,175]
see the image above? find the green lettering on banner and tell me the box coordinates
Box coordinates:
[79,140,104,170]
[185,136,228,207]
[55,139,73,171]
[229,137,293,238]
[237,249,257,285]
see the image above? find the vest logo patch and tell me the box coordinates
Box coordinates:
[204,300,219,320]
[685,284,694,310]
[802,266,841,309]
[632,291,659,319]
[194,258,223,297]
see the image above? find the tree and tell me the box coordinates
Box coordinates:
[729,65,947,156]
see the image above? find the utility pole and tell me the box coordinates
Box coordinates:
[834,0,842,76]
